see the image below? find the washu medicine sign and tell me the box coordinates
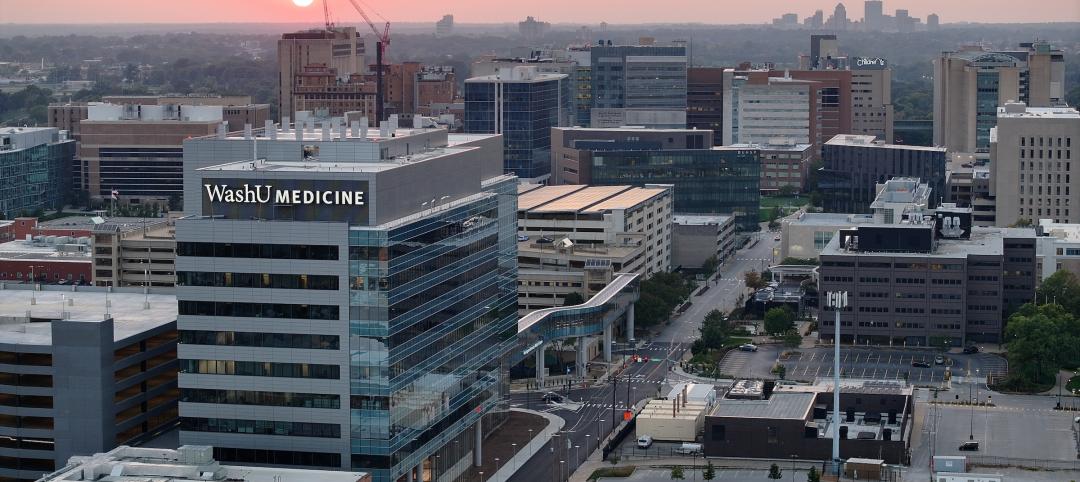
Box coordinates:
[204,183,366,206]
[201,178,370,224]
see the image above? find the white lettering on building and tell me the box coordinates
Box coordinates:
[205,184,366,206]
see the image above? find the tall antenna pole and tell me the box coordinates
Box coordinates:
[831,290,847,474]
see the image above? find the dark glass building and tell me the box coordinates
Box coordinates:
[464,68,569,183]
[819,134,946,213]
[590,44,687,110]
[0,127,74,219]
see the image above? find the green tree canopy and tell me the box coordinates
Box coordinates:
[768,463,783,479]
[1004,302,1080,389]
[764,306,797,335]
[670,466,685,480]
[703,462,716,480]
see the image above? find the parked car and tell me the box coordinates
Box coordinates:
[739,343,758,352]
[911,361,931,368]
[674,443,703,455]
[963,345,980,354]
[958,441,980,451]
[774,235,781,241]
[637,435,654,449]
[517,234,529,242]
[542,392,563,403]
[934,355,946,365]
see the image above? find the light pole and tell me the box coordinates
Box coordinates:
[573,445,580,468]
[585,434,591,458]
[511,443,517,473]
[559,461,565,482]
[969,377,975,440]
[827,291,848,474]
[494,458,500,482]
[790,455,797,482]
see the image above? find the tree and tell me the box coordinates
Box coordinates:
[1003,302,1080,389]
[806,466,820,482]
[780,257,818,266]
[702,462,716,480]
[670,466,685,480]
[765,306,797,335]
[768,463,783,479]
[701,255,719,276]
[778,185,797,197]
[700,310,732,350]
[744,271,767,290]
[1036,270,1080,316]
[562,292,585,306]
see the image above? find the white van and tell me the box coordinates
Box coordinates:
[636,435,654,449]
[674,443,703,455]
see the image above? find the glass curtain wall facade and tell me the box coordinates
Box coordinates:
[464,79,565,181]
[588,148,760,231]
[347,176,518,481]
[0,140,73,219]
[590,46,687,110]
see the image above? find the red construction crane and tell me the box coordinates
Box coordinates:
[319,0,390,123]
[344,0,390,124]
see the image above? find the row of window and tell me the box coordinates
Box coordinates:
[179,301,339,320]
[181,360,340,379]
[179,331,340,350]
[0,351,51,366]
[181,388,340,409]
[0,393,52,409]
[177,242,338,260]
[213,446,341,469]
[0,373,52,387]
[181,417,340,438]
[177,272,339,290]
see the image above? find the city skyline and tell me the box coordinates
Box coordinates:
[2,0,1078,25]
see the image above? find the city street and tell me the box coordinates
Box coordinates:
[507,231,782,482]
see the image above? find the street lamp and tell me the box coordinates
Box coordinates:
[494,458,500,482]
[790,455,797,482]
[573,445,580,468]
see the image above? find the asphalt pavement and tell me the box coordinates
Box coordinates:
[507,231,783,482]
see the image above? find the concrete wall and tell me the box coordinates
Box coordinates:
[52,318,114,466]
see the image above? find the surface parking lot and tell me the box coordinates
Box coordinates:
[776,348,1007,385]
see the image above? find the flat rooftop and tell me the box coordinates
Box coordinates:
[998,105,1080,119]
[820,225,1036,258]
[826,134,947,152]
[673,214,734,226]
[787,212,874,226]
[211,125,449,143]
[0,240,90,262]
[199,147,474,174]
[710,391,816,420]
[0,287,176,345]
[729,142,813,152]
[555,126,709,133]
[43,445,369,482]
[39,215,171,231]
[518,185,667,214]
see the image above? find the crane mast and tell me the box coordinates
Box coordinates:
[320,0,390,124]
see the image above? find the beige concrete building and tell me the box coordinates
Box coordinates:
[1036,219,1080,282]
[79,103,222,203]
[850,62,894,142]
[990,102,1080,227]
[92,217,177,288]
[516,184,672,312]
[672,214,736,271]
[933,42,1066,153]
[277,27,368,123]
[945,153,995,226]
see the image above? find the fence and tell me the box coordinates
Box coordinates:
[966,455,1080,471]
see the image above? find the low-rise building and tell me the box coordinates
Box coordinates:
[0,285,178,480]
[550,127,760,231]
[40,445,370,482]
[92,217,177,288]
[819,134,946,214]
[1036,219,1080,281]
[672,214,735,272]
[945,153,995,227]
[516,184,672,312]
[818,212,1037,345]
[0,237,92,285]
[704,379,912,464]
[745,142,814,194]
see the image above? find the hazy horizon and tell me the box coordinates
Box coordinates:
[2,0,1078,26]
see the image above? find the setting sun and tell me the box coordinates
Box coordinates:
[292,0,313,7]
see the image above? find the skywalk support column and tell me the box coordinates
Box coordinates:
[626,304,635,343]
[474,418,482,466]
[603,324,613,362]
[577,336,587,380]
[535,344,546,384]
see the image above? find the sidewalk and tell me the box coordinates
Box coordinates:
[487,408,564,482]
[569,457,824,482]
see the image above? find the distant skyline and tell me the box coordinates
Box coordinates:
[2,0,1078,25]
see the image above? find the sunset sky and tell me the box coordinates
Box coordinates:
[2,0,1078,25]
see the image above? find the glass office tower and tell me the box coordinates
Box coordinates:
[177,126,517,482]
[464,68,569,183]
